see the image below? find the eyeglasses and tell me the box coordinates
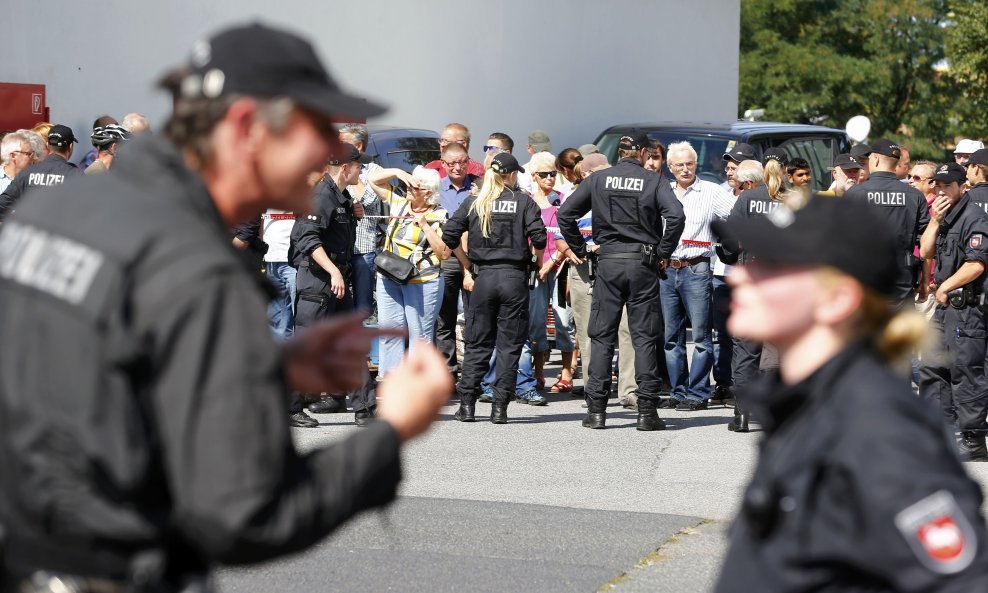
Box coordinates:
[483,145,506,154]
[440,138,467,146]
[669,162,696,169]
[535,171,558,179]
[11,150,32,157]
[443,159,469,168]
[909,175,932,182]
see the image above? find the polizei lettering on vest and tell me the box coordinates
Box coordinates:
[0,222,105,305]
[748,200,780,215]
[491,200,517,214]
[867,192,906,206]
[604,176,645,192]
[27,173,66,187]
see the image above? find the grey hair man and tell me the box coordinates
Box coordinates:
[0,131,34,193]
[121,112,151,134]
[733,159,764,191]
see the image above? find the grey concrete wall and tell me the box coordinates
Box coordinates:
[4,0,739,162]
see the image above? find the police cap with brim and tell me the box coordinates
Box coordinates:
[491,152,524,175]
[833,154,862,170]
[328,143,373,166]
[850,143,872,159]
[712,198,898,296]
[967,149,988,167]
[618,129,649,151]
[762,147,788,167]
[871,138,901,159]
[932,162,966,184]
[723,142,756,163]
[47,124,77,148]
[168,22,386,120]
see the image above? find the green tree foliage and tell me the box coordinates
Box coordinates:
[944,1,988,139]
[740,0,965,157]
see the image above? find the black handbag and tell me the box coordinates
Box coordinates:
[375,196,418,284]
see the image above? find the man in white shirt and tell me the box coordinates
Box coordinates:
[661,141,734,411]
[0,132,35,194]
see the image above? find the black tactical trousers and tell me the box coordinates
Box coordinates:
[732,337,763,411]
[436,260,470,376]
[290,262,374,413]
[457,266,527,404]
[586,259,662,402]
[920,304,988,432]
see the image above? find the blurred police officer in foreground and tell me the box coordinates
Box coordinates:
[0,22,451,593]
[844,139,929,307]
[558,129,685,430]
[713,197,988,593]
[442,152,546,424]
[0,125,82,221]
[918,163,988,461]
[287,143,372,426]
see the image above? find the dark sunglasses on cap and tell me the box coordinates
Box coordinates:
[535,171,558,179]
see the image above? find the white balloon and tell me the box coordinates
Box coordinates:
[846,115,871,144]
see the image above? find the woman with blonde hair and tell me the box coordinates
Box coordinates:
[368,165,450,380]
[713,196,988,592]
[441,152,546,424]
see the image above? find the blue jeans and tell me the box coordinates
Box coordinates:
[711,275,733,386]
[376,275,444,377]
[660,260,714,402]
[265,261,296,342]
[351,251,377,313]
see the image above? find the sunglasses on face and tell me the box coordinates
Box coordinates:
[910,175,932,182]
[535,171,558,179]
[482,145,505,154]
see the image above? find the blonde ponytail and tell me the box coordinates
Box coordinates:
[765,159,788,201]
[470,168,508,238]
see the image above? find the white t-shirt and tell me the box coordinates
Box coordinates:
[262,209,296,262]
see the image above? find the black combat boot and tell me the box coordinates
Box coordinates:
[454,399,476,422]
[636,398,666,431]
[728,387,750,432]
[582,397,607,429]
[354,406,376,427]
[958,432,988,461]
[491,400,508,424]
[309,395,347,414]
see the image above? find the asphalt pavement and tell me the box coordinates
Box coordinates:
[218,354,988,593]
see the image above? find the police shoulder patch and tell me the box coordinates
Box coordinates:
[894,490,977,574]
[970,234,983,249]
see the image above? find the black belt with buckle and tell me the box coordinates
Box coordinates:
[668,256,709,269]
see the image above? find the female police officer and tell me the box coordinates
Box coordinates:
[712,197,988,592]
[441,152,546,424]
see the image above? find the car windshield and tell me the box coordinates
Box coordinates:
[596,132,732,185]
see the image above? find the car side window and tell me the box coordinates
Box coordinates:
[779,137,837,192]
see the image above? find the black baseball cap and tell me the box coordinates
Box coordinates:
[491,152,524,175]
[871,138,901,159]
[328,143,373,166]
[762,147,788,167]
[933,162,967,184]
[168,22,386,120]
[47,125,77,148]
[967,149,988,167]
[723,142,756,163]
[712,197,898,296]
[850,144,872,159]
[618,129,649,151]
[832,154,862,170]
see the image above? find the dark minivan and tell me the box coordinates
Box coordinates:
[593,121,850,192]
[366,125,440,173]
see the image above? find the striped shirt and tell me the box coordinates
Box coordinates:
[669,177,735,260]
[382,193,447,284]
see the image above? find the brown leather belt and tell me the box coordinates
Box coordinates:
[668,256,709,269]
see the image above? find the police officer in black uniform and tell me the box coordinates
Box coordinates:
[844,138,929,307]
[0,124,81,220]
[288,143,373,425]
[918,162,988,460]
[442,152,546,424]
[0,23,452,592]
[713,197,988,593]
[965,148,988,214]
[558,129,685,430]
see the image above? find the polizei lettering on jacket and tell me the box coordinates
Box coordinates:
[749,200,781,215]
[491,200,518,214]
[604,176,645,192]
[0,222,104,305]
[27,173,67,187]
[868,191,906,206]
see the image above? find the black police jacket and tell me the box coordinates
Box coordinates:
[557,157,685,259]
[931,194,988,288]
[716,343,988,593]
[0,137,402,577]
[717,185,785,264]
[967,183,988,215]
[442,187,547,264]
[844,171,929,300]
[0,154,82,220]
[289,176,356,270]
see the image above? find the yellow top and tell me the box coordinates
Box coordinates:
[383,194,447,284]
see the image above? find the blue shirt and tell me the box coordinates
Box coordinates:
[439,174,477,215]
